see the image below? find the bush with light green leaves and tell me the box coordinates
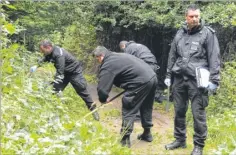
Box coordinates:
[1,3,130,154]
[205,62,236,155]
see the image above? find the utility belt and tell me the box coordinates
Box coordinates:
[174,73,195,81]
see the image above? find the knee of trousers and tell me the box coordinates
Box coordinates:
[121,120,134,135]
[175,108,187,118]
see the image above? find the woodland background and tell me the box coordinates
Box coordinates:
[1,1,235,154]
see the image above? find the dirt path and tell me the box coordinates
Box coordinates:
[87,84,193,155]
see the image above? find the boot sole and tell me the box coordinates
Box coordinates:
[137,135,153,142]
[140,138,153,142]
[165,144,187,150]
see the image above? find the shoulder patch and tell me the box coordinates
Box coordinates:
[206,26,215,33]
[59,48,63,56]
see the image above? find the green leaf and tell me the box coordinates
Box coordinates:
[231,19,236,26]
[2,86,10,93]
[3,4,17,10]
[4,23,15,35]
[11,43,20,50]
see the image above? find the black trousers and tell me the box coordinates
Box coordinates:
[148,63,162,102]
[172,75,208,147]
[53,71,94,108]
[121,76,157,136]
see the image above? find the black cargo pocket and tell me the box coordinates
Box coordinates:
[122,93,136,109]
[75,73,87,90]
[79,78,87,90]
[199,88,209,108]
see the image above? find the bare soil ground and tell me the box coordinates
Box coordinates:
[88,84,194,155]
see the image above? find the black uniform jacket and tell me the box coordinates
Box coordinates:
[166,20,220,85]
[125,41,158,67]
[97,52,156,103]
[41,46,81,81]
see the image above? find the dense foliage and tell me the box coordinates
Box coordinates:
[1,2,130,154]
[1,49,131,154]
[5,1,98,72]
[94,1,236,29]
[185,62,236,154]
[1,1,236,154]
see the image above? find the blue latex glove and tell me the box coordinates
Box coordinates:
[208,82,217,90]
[208,82,218,95]
[30,65,37,73]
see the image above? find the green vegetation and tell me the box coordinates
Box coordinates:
[1,45,131,154]
[206,62,236,154]
[1,2,130,154]
[94,1,236,30]
[1,1,236,154]
[184,62,236,154]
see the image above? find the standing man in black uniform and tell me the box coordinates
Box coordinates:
[93,46,157,147]
[30,40,99,121]
[164,4,220,155]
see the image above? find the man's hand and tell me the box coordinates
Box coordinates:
[208,82,218,94]
[101,98,110,104]
[164,78,171,87]
[29,65,37,73]
[56,90,63,97]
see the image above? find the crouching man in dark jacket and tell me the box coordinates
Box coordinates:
[30,40,99,121]
[93,46,157,147]
[119,41,159,73]
[119,41,165,104]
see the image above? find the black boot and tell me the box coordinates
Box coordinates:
[137,128,153,142]
[165,140,186,150]
[191,145,203,155]
[89,105,100,121]
[120,135,131,148]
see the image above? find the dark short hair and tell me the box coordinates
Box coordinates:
[185,4,200,15]
[39,40,53,47]
[93,46,109,57]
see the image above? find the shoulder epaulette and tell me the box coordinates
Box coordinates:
[174,28,184,42]
[177,28,184,34]
[206,26,215,33]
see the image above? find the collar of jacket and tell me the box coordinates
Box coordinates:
[182,19,205,35]
[125,41,135,47]
[52,45,57,53]
[100,51,112,65]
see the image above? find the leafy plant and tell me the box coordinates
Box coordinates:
[1,3,130,154]
[185,62,236,154]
